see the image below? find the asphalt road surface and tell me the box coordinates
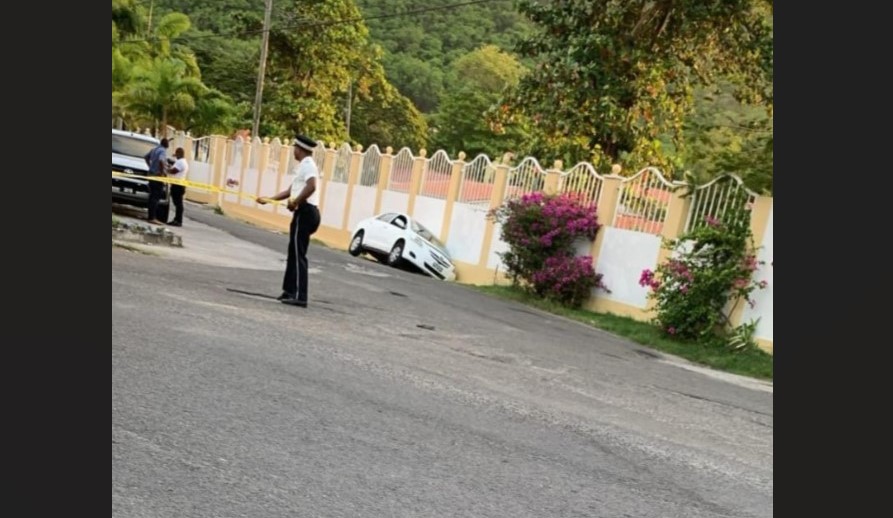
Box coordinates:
[112,204,773,517]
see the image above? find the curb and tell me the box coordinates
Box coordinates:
[112,219,183,247]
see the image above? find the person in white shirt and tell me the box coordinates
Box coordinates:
[257,135,322,307]
[165,147,189,226]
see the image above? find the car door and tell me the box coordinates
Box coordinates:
[379,214,409,252]
[365,213,397,251]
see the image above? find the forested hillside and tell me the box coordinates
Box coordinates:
[114,0,772,192]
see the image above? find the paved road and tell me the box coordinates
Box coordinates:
[112,204,773,517]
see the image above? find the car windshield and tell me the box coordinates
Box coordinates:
[113,134,158,158]
[411,220,448,253]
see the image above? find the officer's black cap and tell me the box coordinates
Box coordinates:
[293,135,317,151]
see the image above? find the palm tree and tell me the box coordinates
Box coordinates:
[122,58,206,137]
[186,88,238,136]
[149,12,201,78]
[111,0,143,37]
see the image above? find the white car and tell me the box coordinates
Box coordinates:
[349,212,457,282]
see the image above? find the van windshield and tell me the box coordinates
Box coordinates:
[113,134,158,158]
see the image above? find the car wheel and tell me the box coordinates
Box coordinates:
[387,240,404,267]
[348,231,364,256]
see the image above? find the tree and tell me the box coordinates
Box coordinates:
[146,12,201,77]
[431,45,526,157]
[112,0,143,37]
[349,79,428,150]
[382,55,444,114]
[186,88,239,136]
[112,24,132,91]
[112,0,145,120]
[152,0,260,34]
[358,0,533,114]
[263,0,405,142]
[142,0,536,137]
[151,0,262,105]
[181,34,258,106]
[112,2,240,136]
[112,7,199,76]
[499,0,773,173]
[680,82,773,193]
[121,58,206,137]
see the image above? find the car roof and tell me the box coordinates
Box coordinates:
[378,211,409,220]
[112,128,160,144]
[394,213,428,229]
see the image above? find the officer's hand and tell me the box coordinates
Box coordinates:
[287,200,298,211]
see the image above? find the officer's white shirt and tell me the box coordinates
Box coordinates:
[290,156,320,206]
[169,158,189,179]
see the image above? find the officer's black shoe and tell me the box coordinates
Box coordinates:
[280,298,308,307]
[277,292,295,301]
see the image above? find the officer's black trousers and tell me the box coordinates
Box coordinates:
[282,203,321,302]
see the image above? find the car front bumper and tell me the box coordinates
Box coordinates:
[422,261,457,282]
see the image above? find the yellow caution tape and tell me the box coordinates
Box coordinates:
[111,170,286,206]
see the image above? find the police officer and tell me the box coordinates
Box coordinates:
[257,135,322,307]
[143,138,169,224]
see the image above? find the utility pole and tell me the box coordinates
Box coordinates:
[146,0,155,35]
[252,0,274,139]
[345,81,353,140]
